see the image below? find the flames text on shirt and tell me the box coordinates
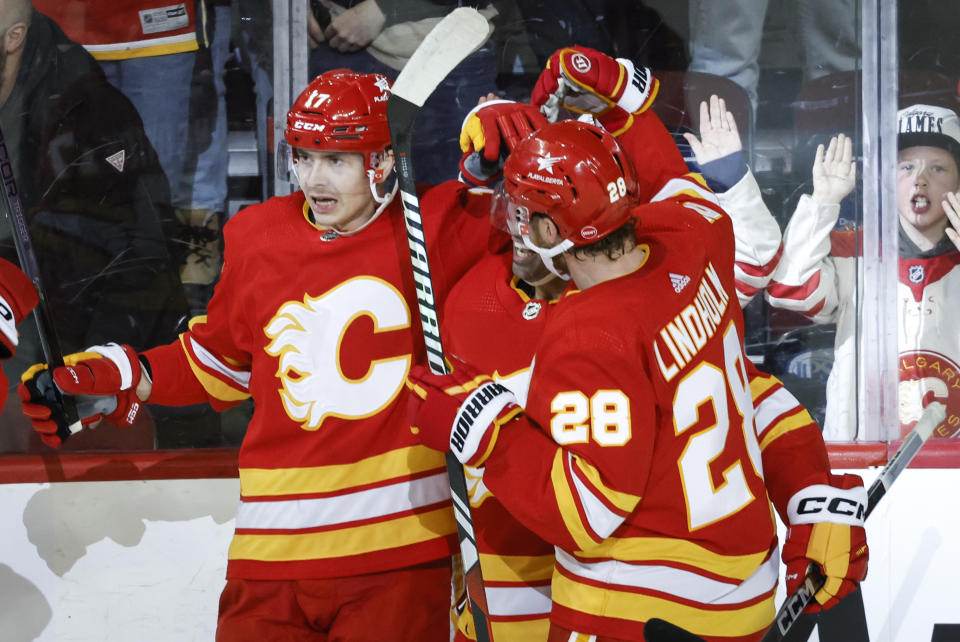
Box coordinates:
[653,262,731,382]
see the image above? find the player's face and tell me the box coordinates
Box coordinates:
[294,148,376,233]
[897,146,960,236]
[511,233,553,284]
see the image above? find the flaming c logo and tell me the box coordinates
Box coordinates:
[898,350,960,438]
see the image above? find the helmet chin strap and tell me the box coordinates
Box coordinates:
[332,169,397,237]
[521,233,573,280]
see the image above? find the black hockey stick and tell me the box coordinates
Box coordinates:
[645,618,706,641]
[0,122,81,440]
[387,7,494,641]
[761,401,947,641]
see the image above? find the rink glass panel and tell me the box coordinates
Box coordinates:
[3,0,952,452]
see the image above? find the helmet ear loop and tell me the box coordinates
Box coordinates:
[334,153,398,238]
[366,150,397,206]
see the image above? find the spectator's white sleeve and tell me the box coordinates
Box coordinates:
[766,194,842,323]
[716,168,783,306]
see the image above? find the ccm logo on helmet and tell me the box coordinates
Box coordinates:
[796,496,866,520]
[295,121,324,132]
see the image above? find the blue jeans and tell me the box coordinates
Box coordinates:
[184,4,232,212]
[100,52,196,208]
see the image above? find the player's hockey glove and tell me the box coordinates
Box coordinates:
[0,258,38,361]
[782,473,869,611]
[459,99,547,186]
[0,258,39,411]
[407,356,522,467]
[19,343,148,447]
[531,45,659,136]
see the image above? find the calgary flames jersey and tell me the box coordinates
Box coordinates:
[442,251,558,640]
[34,1,200,59]
[482,200,781,641]
[143,182,497,580]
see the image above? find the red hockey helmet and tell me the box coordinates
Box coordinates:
[284,69,393,166]
[501,119,638,247]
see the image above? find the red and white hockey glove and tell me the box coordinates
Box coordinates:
[531,45,659,135]
[18,343,148,447]
[407,357,522,467]
[782,473,869,611]
[0,258,38,360]
[458,99,547,185]
[0,258,38,411]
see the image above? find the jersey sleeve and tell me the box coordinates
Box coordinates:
[715,170,784,306]
[482,329,654,553]
[765,194,843,323]
[748,362,831,524]
[617,111,779,308]
[616,108,696,203]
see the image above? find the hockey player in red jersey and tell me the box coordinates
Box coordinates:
[409,118,869,640]
[17,69,506,641]
[0,258,38,411]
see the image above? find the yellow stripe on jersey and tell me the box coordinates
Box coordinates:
[89,40,199,60]
[749,372,779,399]
[571,456,640,514]
[490,618,549,641]
[651,176,720,206]
[552,571,774,637]
[179,334,251,403]
[478,553,554,583]
[240,445,446,496]
[579,536,769,581]
[551,449,604,550]
[228,506,454,561]
[85,33,199,60]
[758,410,814,450]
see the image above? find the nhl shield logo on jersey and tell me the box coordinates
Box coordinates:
[898,350,960,438]
[908,264,925,284]
[522,301,542,320]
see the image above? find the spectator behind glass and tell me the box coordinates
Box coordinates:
[765,105,960,441]
[687,0,858,116]
[307,0,498,185]
[33,0,224,314]
[0,2,198,450]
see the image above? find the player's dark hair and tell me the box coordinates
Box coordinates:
[570,219,637,261]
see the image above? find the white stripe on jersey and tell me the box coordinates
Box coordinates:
[189,335,251,389]
[555,548,779,605]
[235,471,450,529]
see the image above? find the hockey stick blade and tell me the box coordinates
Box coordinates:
[0,122,81,439]
[387,8,494,641]
[761,401,947,641]
[644,618,707,642]
[389,7,491,108]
